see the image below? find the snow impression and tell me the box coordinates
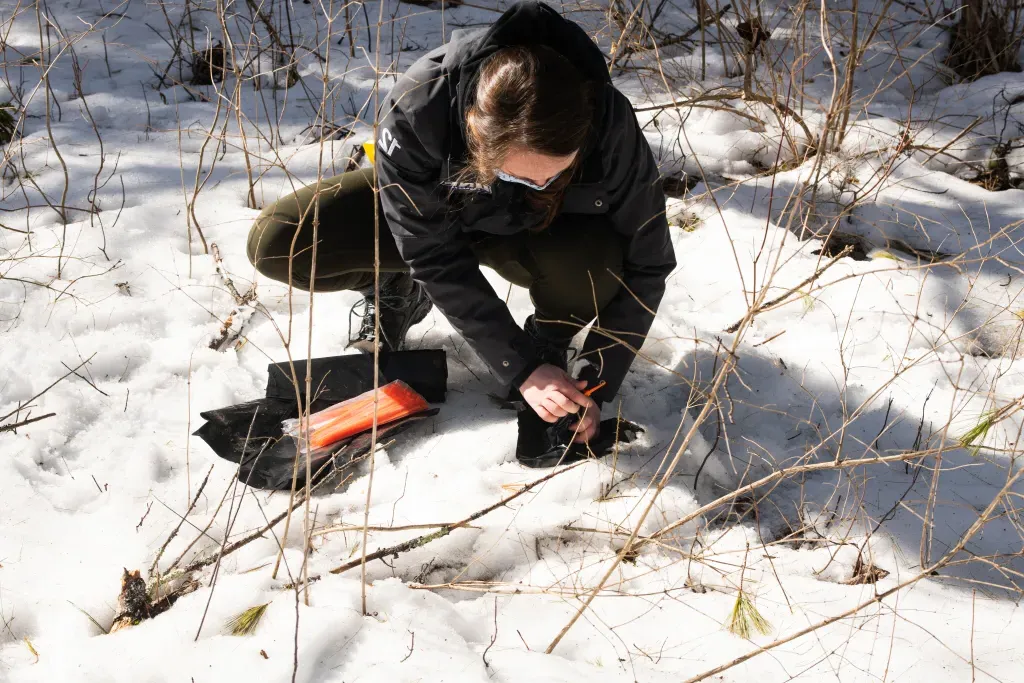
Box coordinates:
[1,1,1023,681]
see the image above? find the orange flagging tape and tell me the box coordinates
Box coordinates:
[285,380,429,451]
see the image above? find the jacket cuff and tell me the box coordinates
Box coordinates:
[482,326,538,387]
[510,357,545,392]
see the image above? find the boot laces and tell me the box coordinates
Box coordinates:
[348,292,406,345]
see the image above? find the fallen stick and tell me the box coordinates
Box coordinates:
[210,242,255,307]
[680,466,1024,682]
[0,354,95,424]
[179,492,308,576]
[149,466,214,576]
[0,412,56,434]
[640,445,951,551]
[313,521,481,536]
[209,242,256,351]
[724,245,852,333]
[287,460,587,589]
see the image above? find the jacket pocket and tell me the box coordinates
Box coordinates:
[561,183,609,215]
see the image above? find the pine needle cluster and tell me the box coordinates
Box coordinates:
[225,603,270,636]
[726,590,772,639]
[959,413,995,456]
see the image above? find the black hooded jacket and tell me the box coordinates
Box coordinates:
[376,1,675,404]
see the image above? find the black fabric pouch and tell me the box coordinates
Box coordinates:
[194,350,447,490]
[264,350,448,404]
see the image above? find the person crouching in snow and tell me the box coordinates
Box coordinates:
[246,1,675,465]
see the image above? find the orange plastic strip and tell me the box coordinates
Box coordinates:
[302,380,429,450]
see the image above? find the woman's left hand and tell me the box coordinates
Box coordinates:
[571,402,600,444]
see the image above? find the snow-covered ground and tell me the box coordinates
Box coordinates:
[2,1,1023,681]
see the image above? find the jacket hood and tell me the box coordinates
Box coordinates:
[446,2,611,154]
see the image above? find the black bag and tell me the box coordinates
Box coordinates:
[264,351,447,404]
[194,350,447,490]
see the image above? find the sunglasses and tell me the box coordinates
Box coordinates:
[494,167,566,191]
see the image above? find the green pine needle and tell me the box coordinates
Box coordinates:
[958,413,995,456]
[67,600,110,635]
[726,590,772,639]
[225,603,269,636]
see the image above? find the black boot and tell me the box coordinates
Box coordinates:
[513,315,587,467]
[347,273,433,353]
[516,408,590,468]
[516,412,645,468]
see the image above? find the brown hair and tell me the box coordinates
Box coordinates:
[464,45,594,229]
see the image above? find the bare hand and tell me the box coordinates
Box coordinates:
[570,402,600,444]
[519,364,594,423]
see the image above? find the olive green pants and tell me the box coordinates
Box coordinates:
[246,168,624,340]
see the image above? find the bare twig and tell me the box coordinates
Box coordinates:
[0,412,56,434]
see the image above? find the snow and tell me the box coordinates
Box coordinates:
[2,0,1024,681]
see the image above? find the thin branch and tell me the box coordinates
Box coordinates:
[0,412,56,433]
